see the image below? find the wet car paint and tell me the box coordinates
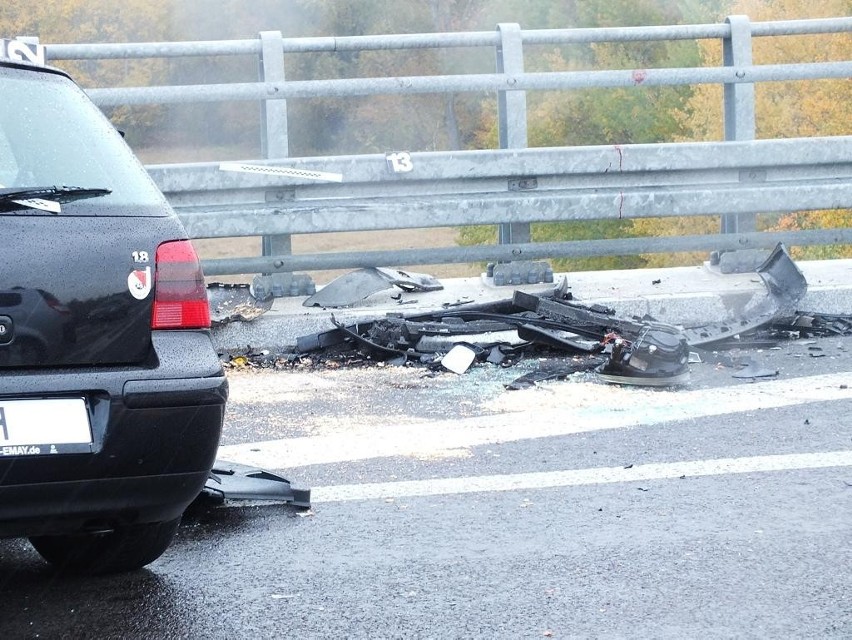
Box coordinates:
[0,57,227,563]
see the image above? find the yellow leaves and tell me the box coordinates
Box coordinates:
[730,0,852,23]
[729,4,851,139]
[664,1,852,261]
[679,1,851,142]
[771,211,852,232]
[0,1,172,136]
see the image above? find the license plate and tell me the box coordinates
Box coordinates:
[0,398,93,457]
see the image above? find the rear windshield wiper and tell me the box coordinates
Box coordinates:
[0,185,112,213]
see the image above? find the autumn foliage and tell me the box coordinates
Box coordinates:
[2,0,848,264]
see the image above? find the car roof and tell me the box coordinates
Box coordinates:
[0,58,71,79]
[0,39,70,79]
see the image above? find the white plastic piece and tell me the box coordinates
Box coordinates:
[12,198,60,213]
[441,344,477,374]
[219,162,343,182]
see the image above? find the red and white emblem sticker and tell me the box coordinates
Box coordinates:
[127,267,152,300]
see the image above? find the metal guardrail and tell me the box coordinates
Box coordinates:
[148,137,852,275]
[41,16,852,278]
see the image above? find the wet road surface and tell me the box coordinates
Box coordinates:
[1,335,851,638]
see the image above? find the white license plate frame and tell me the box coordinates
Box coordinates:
[0,397,93,457]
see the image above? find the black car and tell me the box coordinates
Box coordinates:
[0,41,227,573]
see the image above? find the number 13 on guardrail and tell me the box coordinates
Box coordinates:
[386,152,414,174]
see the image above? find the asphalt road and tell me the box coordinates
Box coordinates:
[1,335,851,639]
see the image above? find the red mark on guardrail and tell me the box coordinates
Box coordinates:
[632,69,648,84]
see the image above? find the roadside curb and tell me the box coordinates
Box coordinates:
[211,259,852,352]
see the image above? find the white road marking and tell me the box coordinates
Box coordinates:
[311,451,852,503]
[218,371,852,469]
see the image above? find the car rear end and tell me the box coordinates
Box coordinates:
[0,46,227,571]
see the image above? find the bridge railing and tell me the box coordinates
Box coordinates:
[40,16,852,279]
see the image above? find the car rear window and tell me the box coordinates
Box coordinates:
[0,65,166,214]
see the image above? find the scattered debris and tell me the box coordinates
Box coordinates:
[195,461,311,509]
[441,344,477,374]
[207,283,273,325]
[678,243,806,346]
[773,312,852,337]
[223,243,846,391]
[303,267,442,308]
[442,298,475,309]
[731,358,779,379]
[506,357,606,390]
[597,326,690,387]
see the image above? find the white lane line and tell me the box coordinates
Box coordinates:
[312,450,852,503]
[218,371,852,469]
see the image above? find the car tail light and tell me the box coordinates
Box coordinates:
[151,240,210,330]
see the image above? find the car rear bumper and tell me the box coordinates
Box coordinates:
[0,472,210,537]
[0,330,227,537]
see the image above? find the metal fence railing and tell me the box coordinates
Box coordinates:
[40,16,852,279]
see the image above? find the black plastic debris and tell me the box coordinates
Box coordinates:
[514,244,807,350]
[506,356,607,390]
[207,283,273,325]
[196,462,311,509]
[514,285,692,385]
[516,324,602,354]
[367,315,519,354]
[295,324,350,353]
[513,289,644,341]
[681,243,807,347]
[486,345,508,365]
[303,267,443,308]
[772,312,852,337]
[288,243,812,387]
[597,326,690,386]
[330,315,419,360]
[731,358,779,379]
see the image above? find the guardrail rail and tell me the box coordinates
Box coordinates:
[40,16,852,280]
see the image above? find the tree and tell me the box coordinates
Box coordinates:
[0,1,172,145]
[461,0,703,271]
[277,0,493,155]
[643,0,852,264]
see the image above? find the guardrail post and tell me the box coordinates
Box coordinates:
[714,15,762,273]
[258,31,292,259]
[496,23,531,246]
[721,15,756,235]
[255,31,314,296]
